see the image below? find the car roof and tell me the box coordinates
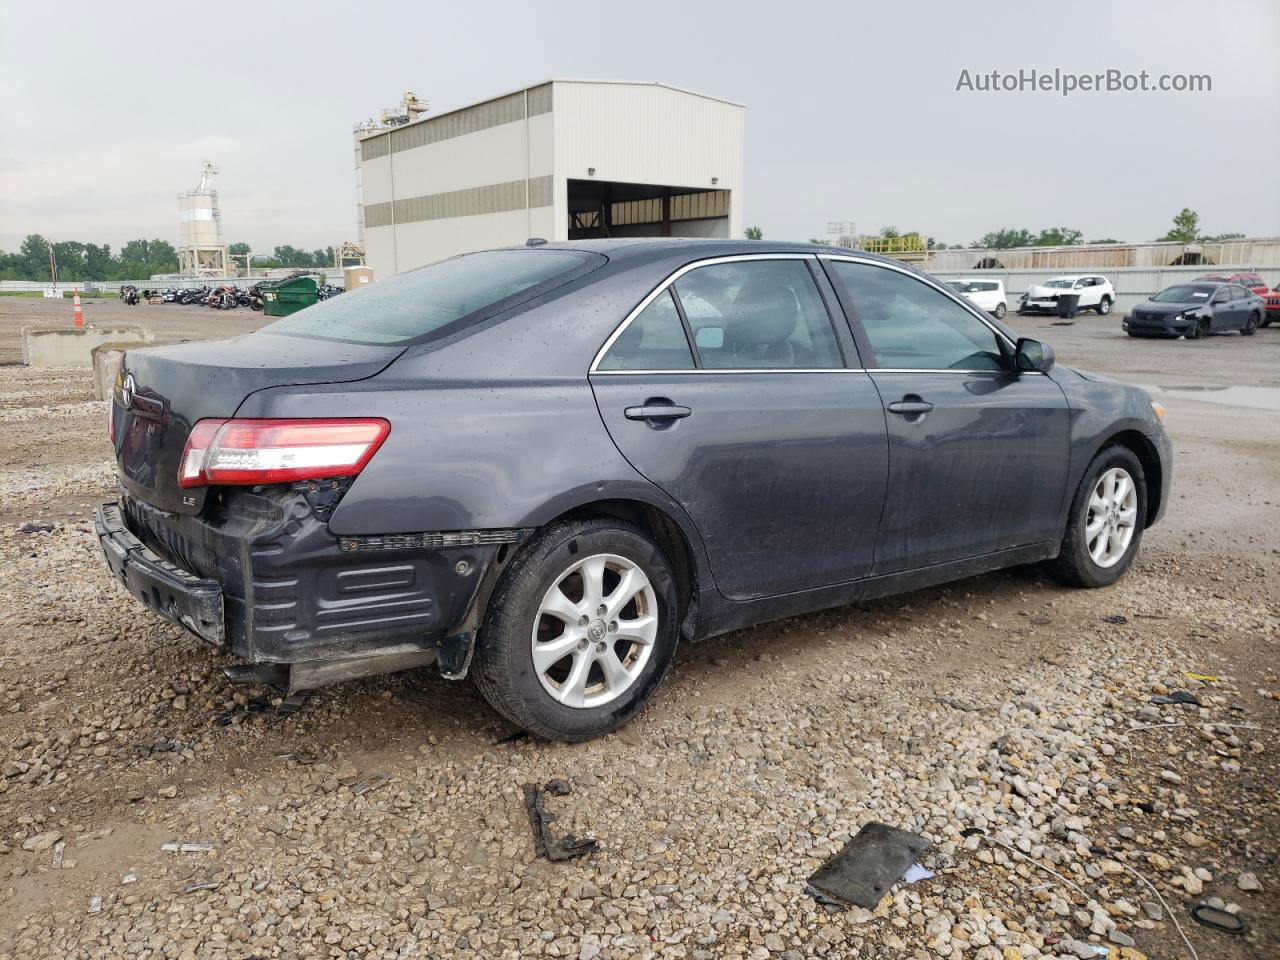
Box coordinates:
[503,237,908,267]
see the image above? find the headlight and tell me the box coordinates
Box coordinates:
[1179,310,1199,320]
[1151,401,1166,423]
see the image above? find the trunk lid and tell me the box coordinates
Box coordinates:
[112,332,403,514]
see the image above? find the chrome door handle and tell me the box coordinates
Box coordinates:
[887,400,934,415]
[625,404,692,421]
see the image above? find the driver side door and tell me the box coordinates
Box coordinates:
[823,257,1072,574]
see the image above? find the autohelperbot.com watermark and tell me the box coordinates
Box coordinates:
[955,68,1211,96]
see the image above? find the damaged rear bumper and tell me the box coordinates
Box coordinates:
[97,502,225,644]
[95,490,525,688]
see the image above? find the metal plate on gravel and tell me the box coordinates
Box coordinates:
[807,822,929,908]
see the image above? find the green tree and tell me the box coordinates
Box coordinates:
[19,235,53,279]
[807,238,832,246]
[1159,208,1200,243]
[1089,238,1123,245]
[1200,231,1244,243]
[878,226,901,239]
[743,226,763,240]
[1034,227,1083,246]
[228,242,250,256]
[973,228,1035,249]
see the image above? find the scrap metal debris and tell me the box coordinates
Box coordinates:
[214,693,309,727]
[161,842,214,854]
[351,773,391,797]
[522,779,598,861]
[1190,902,1248,935]
[807,822,930,908]
[1151,690,1202,706]
[1101,614,1128,625]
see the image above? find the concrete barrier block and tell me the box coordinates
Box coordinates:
[91,342,138,401]
[21,324,153,368]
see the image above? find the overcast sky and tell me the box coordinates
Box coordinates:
[2,0,1277,254]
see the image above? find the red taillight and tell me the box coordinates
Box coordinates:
[178,418,390,488]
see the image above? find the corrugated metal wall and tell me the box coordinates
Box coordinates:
[927,238,1280,272]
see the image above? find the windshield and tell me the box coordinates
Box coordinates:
[265,249,603,345]
[1152,284,1216,303]
[1042,279,1075,289]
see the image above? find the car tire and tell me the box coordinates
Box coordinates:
[993,303,1007,320]
[1188,318,1204,340]
[471,517,680,741]
[1243,312,1259,336]
[1045,445,1147,589]
[1097,297,1112,315]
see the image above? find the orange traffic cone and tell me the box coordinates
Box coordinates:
[73,289,84,327]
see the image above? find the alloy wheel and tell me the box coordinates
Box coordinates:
[1085,467,1138,569]
[531,553,659,708]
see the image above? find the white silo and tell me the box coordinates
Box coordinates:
[177,162,231,276]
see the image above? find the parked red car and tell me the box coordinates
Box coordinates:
[1196,272,1268,295]
[1265,287,1280,327]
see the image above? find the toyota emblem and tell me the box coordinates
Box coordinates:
[121,373,136,410]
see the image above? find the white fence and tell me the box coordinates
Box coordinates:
[1,271,346,295]
[930,265,1280,314]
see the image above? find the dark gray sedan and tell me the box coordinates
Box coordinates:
[99,240,1172,740]
[1124,281,1264,339]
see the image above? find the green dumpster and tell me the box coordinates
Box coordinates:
[260,274,319,317]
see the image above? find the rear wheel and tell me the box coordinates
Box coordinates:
[1046,446,1146,588]
[1097,296,1112,315]
[1243,312,1259,336]
[472,518,680,741]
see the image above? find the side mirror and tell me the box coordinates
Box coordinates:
[1015,337,1055,373]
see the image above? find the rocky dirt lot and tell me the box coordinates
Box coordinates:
[0,299,1276,960]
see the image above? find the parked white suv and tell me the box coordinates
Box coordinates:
[945,278,1008,319]
[1019,275,1115,315]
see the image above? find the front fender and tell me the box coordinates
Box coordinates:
[1049,367,1172,528]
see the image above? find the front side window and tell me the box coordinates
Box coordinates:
[266,249,603,345]
[672,260,842,369]
[597,289,694,370]
[829,261,1005,371]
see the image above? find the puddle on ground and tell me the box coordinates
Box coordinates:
[1141,384,1280,412]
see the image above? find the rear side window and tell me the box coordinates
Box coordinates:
[672,260,842,369]
[265,249,603,345]
[830,261,1005,370]
[597,290,694,370]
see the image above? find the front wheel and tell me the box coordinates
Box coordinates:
[1045,446,1147,588]
[1243,312,1259,336]
[472,518,680,741]
[1097,297,1112,315]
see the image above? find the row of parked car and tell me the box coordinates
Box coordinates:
[946,271,1277,339]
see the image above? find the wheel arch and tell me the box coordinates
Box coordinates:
[539,497,704,637]
[1098,429,1163,528]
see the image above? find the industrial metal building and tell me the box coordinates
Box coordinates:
[353,80,745,276]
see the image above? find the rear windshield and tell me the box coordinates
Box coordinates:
[265,249,604,345]
[1152,284,1216,302]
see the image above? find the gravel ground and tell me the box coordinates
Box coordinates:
[1,298,1277,960]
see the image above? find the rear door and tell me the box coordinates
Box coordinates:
[590,254,888,600]
[822,256,1071,574]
